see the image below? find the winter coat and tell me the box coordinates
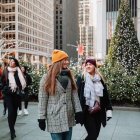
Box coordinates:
[77,75,112,127]
[0,68,3,99]
[38,74,82,133]
[23,73,32,94]
[1,68,22,95]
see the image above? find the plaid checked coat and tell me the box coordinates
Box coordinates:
[38,74,82,133]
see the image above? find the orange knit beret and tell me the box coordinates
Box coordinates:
[52,49,68,63]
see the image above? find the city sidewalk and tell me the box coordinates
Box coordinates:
[0,102,140,140]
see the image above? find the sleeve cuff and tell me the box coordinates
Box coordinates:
[106,110,112,118]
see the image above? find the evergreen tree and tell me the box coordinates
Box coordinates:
[108,0,140,74]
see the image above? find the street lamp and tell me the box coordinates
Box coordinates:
[66,43,81,71]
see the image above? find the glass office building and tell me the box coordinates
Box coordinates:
[0,0,54,64]
[54,0,79,60]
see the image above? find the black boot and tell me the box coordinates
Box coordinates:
[11,131,16,140]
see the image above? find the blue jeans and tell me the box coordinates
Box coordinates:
[50,127,72,140]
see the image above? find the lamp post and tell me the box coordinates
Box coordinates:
[66,43,80,71]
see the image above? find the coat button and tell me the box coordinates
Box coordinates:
[64,91,66,93]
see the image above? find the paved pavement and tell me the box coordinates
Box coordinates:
[0,102,140,140]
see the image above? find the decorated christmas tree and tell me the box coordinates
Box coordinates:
[100,0,140,103]
[108,0,140,74]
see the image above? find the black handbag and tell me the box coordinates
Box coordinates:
[88,101,101,114]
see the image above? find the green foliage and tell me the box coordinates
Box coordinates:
[100,62,140,103]
[108,0,140,73]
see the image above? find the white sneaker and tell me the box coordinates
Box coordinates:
[18,110,22,116]
[24,109,29,115]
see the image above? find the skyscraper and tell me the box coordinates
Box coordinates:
[0,0,54,64]
[54,0,79,60]
[78,0,94,58]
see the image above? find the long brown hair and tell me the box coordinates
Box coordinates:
[45,59,77,95]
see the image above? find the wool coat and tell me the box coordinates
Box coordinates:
[38,74,82,133]
[77,75,113,127]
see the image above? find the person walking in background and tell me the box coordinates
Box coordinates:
[18,66,32,115]
[1,52,14,116]
[1,58,26,140]
[0,62,8,116]
[77,59,113,140]
[0,63,3,100]
[38,49,82,140]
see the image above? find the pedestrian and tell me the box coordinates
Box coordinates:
[18,66,32,115]
[38,49,82,140]
[77,58,113,140]
[0,62,8,116]
[1,53,15,116]
[1,57,26,140]
[0,63,3,100]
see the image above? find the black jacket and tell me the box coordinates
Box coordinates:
[1,68,22,95]
[76,75,113,127]
[23,73,32,93]
[24,73,32,86]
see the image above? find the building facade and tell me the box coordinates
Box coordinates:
[54,0,79,60]
[79,0,94,58]
[106,0,139,53]
[94,0,140,60]
[0,0,54,64]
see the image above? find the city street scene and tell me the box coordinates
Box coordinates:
[0,0,140,140]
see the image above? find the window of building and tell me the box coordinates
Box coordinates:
[106,0,137,17]
[60,20,62,24]
[60,45,62,49]
[60,40,62,44]
[56,45,58,49]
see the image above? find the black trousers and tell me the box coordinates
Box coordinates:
[5,93,19,133]
[18,93,29,110]
[3,96,7,112]
[84,109,101,140]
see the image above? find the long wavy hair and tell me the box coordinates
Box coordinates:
[45,59,77,95]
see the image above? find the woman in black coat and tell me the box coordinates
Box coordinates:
[77,59,113,140]
[18,66,32,115]
[1,58,26,140]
